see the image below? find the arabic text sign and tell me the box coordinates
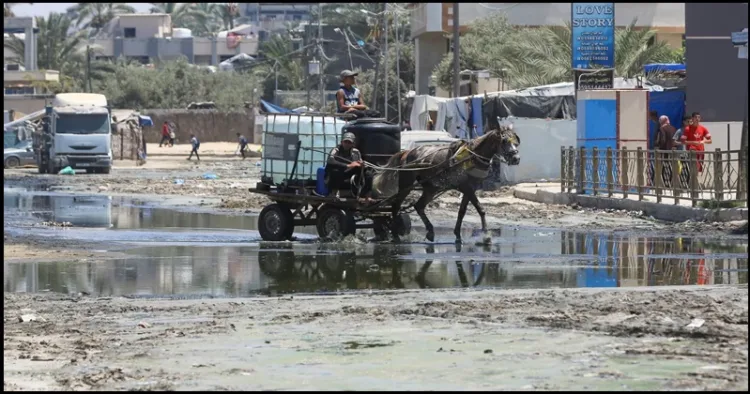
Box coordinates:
[571,3,615,70]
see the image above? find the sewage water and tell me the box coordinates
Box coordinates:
[4,189,748,297]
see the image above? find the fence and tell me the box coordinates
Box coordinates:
[560,146,748,207]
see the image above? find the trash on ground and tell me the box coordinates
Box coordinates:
[202,173,219,180]
[686,318,705,329]
[174,179,185,185]
[58,166,75,175]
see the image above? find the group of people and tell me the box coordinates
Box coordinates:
[651,110,713,188]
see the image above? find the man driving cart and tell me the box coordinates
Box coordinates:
[325,132,374,203]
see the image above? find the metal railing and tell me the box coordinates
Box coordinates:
[560,146,748,207]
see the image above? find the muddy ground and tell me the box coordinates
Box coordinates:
[4,147,748,390]
[3,286,748,390]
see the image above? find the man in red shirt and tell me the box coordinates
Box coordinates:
[159,121,171,147]
[681,112,712,172]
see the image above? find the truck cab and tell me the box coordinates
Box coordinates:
[36,93,114,174]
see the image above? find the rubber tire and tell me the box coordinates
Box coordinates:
[101,166,111,174]
[393,213,412,236]
[86,168,95,174]
[5,157,20,168]
[316,206,356,238]
[372,218,390,240]
[257,204,295,242]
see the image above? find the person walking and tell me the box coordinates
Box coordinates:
[159,121,170,147]
[655,115,676,187]
[168,122,176,147]
[681,111,712,173]
[673,116,692,188]
[236,133,248,160]
[187,134,200,161]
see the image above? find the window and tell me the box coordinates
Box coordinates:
[124,27,136,38]
[4,87,35,95]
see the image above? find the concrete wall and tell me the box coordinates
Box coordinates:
[685,3,748,122]
[415,32,448,95]
[501,118,577,183]
[141,109,256,144]
[3,96,51,114]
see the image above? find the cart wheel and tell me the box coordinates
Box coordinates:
[393,213,412,236]
[317,207,356,238]
[258,204,295,241]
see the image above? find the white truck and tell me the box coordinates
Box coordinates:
[34,93,114,174]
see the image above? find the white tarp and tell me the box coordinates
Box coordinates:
[409,95,450,131]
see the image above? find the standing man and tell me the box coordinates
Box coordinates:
[159,121,170,147]
[336,70,367,114]
[655,115,676,187]
[682,111,712,173]
[187,134,200,161]
[236,133,248,160]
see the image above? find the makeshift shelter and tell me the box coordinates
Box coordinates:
[111,109,148,164]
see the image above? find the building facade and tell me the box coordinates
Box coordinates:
[90,14,259,65]
[410,3,686,95]
[240,3,314,33]
[685,3,748,123]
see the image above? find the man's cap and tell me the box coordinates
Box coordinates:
[342,132,356,143]
[340,70,358,81]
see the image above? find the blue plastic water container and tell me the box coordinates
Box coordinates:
[316,167,328,196]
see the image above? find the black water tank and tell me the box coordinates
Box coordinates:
[342,119,401,166]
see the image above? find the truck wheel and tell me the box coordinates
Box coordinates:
[316,206,356,238]
[101,167,111,174]
[5,157,20,168]
[257,204,295,242]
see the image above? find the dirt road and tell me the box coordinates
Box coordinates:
[3,286,747,390]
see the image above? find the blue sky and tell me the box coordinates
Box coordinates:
[11,3,153,17]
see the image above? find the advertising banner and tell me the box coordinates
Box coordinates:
[571,3,615,69]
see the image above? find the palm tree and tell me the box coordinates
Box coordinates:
[66,3,136,34]
[5,13,113,91]
[149,2,193,27]
[215,3,240,31]
[182,3,222,37]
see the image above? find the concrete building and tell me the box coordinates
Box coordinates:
[3,17,37,71]
[410,3,686,95]
[240,3,314,34]
[91,14,259,65]
[685,3,748,123]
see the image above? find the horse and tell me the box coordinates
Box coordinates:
[371,125,521,244]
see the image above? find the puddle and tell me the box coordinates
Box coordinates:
[4,188,748,297]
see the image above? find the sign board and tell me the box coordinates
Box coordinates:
[731,29,748,47]
[262,133,300,161]
[571,3,616,70]
[574,69,615,90]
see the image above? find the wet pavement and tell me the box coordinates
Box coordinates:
[4,188,748,297]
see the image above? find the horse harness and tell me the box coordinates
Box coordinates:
[449,140,494,178]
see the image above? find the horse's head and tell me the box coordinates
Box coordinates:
[497,124,521,165]
[479,125,520,166]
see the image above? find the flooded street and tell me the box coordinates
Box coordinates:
[3,166,748,391]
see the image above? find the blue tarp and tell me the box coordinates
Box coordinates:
[648,90,686,149]
[644,63,685,74]
[138,115,154,127]
[260,99,297,114]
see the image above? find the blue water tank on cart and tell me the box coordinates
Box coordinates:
[316,166,328,195]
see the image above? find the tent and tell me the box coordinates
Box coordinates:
[260,99,299,114]
[644,63,686,74]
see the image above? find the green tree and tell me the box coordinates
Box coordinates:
[183,3,223,37]
[66,3,136,34]
[433,16,676,90]
[94,58,262,110]
[148,2,192,26]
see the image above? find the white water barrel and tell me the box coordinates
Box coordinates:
[172,28,192,38]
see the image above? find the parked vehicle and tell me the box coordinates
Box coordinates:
[34,93,114,174]
[400,130,458,150]
[4,140,35,168]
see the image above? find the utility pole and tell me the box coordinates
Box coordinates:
[305,4,312,108]
[318,3,324,110]
[274,61,279,105]
[370,3,386,113]
[395,11,401,124]
[86,44,93,93]
[383,3,389,121]
[452,3,460,98]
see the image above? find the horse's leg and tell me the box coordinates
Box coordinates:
[453,193,470,244]
[389,195,405,243]
[414,186,438,242]
[460,184,491,245]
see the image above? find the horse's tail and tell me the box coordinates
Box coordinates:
[372,150,408,198]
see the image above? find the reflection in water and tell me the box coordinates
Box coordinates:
[4,233,747,297]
